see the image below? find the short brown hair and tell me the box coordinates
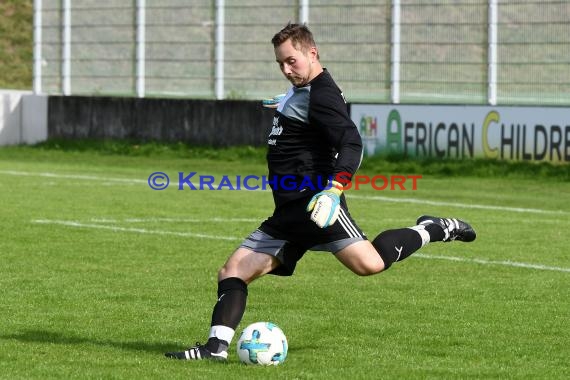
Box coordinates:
[271,23,319,58]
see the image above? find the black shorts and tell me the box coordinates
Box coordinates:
[239,194,366,276]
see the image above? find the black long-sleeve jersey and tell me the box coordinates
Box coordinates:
[266,69,363,207]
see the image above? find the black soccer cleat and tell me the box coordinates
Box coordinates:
[417,215,476,243]
[165,341,228,361]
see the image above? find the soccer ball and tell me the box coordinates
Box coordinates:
[236,322,288,365]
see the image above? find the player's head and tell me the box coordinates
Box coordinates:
[272,23,322,87]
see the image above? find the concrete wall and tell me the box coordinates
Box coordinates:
[48,96,274,146]
[22,95,48,144]
[0,91,24,145]
[0,90,48,146]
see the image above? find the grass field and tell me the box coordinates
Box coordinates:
[0,144,568,379]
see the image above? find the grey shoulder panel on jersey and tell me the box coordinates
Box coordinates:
[277,86,311,124]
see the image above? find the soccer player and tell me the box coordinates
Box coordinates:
[165,23,476,361]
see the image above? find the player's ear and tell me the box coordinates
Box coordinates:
[309,46,319,62]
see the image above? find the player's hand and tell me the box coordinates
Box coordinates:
[306,181,343,228]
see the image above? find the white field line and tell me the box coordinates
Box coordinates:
[33,218,570,274]
[413,253,570,273]
[32,219,241,241]
[347,194,570,215]
[2,169,568,216]
[89,217,259,223]
[0,170,147,184]
[414,253,570,273]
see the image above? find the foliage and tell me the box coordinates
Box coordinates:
[0,0,33,89]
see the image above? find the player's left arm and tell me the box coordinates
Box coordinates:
[309,85,363,183]
[306,85,363,228]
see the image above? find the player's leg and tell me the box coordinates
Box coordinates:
[334,240,385,275]
[336,215,476,274]
[165,247,280,361]
[218,246,281,284]
[206,247,281,352]
[165,225,306,361]
[323,205,421,275]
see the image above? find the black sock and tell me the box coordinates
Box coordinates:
[206,277,248,352]
[210,277,248,330]
[372,228,423,270]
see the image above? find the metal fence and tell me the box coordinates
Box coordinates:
[33,0,570,105]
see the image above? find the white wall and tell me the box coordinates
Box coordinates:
[0,90,47,146]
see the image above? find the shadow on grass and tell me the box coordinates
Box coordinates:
[0,329,180,354]
[1,329,316,356]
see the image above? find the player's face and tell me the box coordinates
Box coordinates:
[274,39,319,87]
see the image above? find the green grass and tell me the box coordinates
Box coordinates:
[21,139,570,181]
[0,144,568,379]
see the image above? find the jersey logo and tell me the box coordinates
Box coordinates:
[269,125,283,137]
[268,117,283,146]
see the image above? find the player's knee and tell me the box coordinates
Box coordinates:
[217,265,228,280]
[217,261,259,284]
[351,260,384,276]
[218,264,240,282]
